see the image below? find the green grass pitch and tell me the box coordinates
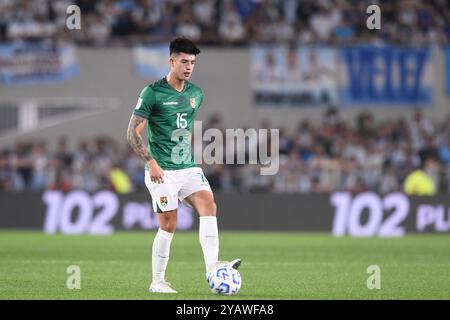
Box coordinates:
[0,231,449,299]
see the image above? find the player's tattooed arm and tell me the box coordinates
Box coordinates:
[126,115,153,163]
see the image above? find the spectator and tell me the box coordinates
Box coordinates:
[0,0,448,46]
[408,109,434,152]
[0,150,12,190]
[403,155,438,196]
[0,112,449,195]
[108,165,132,194]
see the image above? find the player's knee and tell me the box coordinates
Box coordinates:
[158,212,177,233]
[160,220,177,233]
[201,200,217,216]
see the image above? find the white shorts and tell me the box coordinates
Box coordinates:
[144,167,212,213]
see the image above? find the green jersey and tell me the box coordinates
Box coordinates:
[132,77,203,170]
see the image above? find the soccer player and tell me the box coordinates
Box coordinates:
[126,37,241,293]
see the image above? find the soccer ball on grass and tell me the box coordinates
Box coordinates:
[207,264,242,295]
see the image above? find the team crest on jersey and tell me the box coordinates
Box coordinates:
[190,97,196,108]
[160,196,168,207]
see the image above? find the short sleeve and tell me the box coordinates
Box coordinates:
[133,86,156,119]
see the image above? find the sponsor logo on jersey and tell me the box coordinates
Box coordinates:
[190,97,196,108]
[163,101,178,105]
[160,196,168,207]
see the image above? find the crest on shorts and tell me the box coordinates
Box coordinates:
[160,196,168,207]
[190,97,196,108]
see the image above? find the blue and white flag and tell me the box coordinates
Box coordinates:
[0,42,79,86]
[133,44,169,79]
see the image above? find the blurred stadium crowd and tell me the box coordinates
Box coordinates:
[1,109,449,195]
[0,0,449,46]
[0,0,449,196]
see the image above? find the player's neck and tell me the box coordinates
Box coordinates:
[166,73,185,92]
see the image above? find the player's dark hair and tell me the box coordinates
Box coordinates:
[170,37,201,56]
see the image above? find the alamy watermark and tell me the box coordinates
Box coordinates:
[67,5,381,34]
[66,5,81,30]
[66,265,81,290]
[366,265,381,290]
[366,5,381,30]
[170,120,280,175]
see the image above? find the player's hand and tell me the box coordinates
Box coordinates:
[148,159,164,184]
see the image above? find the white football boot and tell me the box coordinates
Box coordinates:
[149,280,178,293]
[215,258,242,270]
[206,258,242,282]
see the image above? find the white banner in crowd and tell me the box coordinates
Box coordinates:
[251,46,339,107]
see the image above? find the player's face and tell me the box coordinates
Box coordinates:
[170,53,196,81]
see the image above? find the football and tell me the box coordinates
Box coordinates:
[207,264,242,295]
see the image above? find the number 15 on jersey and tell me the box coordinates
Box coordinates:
[176,112,187,129]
